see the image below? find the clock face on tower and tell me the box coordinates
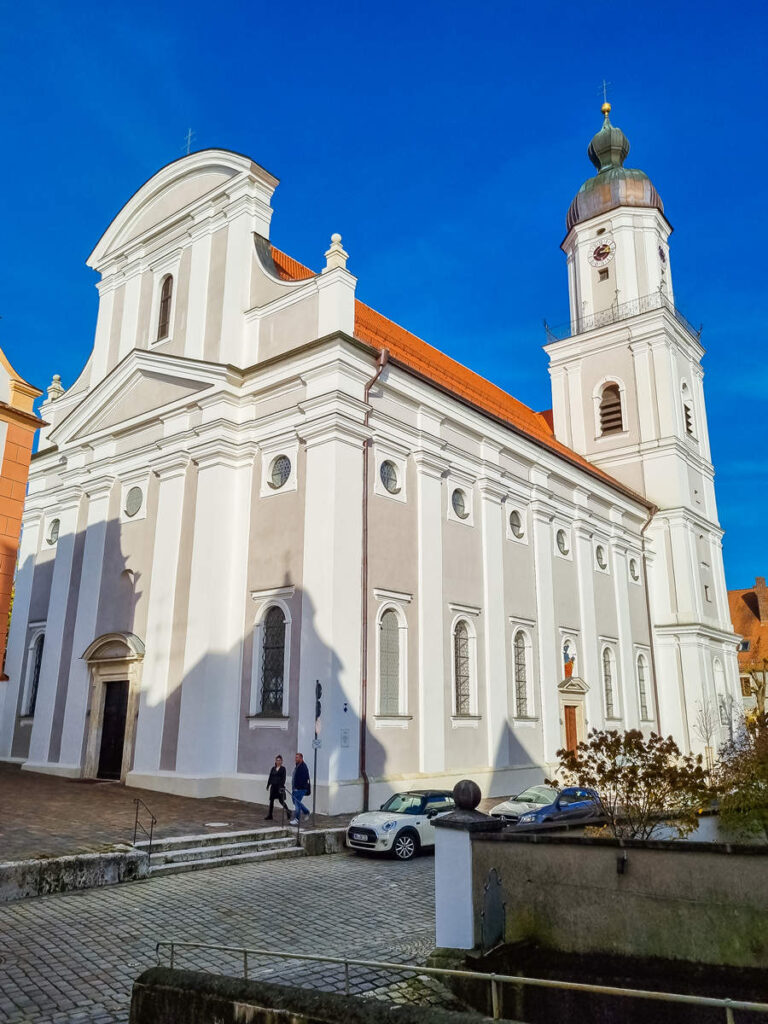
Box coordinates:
[588,239,616,267]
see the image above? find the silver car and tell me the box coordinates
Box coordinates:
[490,785,559,824]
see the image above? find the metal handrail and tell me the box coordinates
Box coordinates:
[132,797,157,857]
[544,290,702,343]
[154,940,768,1022]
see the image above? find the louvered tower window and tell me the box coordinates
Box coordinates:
[379,609,400,715]
[454,620,471,715]
[513,631,528,718]
[599,384,623,435]
[260,607,286,715]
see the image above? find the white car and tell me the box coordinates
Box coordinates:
[346,790,455,860]
[490,785,559,824]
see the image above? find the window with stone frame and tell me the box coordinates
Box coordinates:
[513,630,529,717]
[260,606,286,715]
[603,647,616,718]
[599,383,623,434]
[454,620,471,715]
[637,653,650,720]
[156,275,173,341]
[379,609,400,715]
[25,633,45,717]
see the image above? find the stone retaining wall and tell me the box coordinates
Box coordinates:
[0,849,149,903]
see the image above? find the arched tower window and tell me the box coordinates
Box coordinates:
[454,620,471,716]
[681,382,695,436]
[260,606,286,715]
[602,647,616,718]
[25,633,45,716]
[513,630,529,718]
[379,609,400,716]
[156,275,173,341]
[637,653,650,720]
[599,383,623,435]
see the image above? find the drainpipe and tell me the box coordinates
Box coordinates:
[641,503,662,733]
[359,348,389,811]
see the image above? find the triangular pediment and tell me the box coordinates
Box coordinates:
[558,676,589,694]
[49,350,236,446]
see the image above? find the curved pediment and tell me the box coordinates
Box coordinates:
[87,149,279,269]
[83,631,145,663]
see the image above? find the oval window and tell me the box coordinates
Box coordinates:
[452,488,469,520]
[47,518,60,545]
[380,460,400,494]
[509,509,524,538]
[596,545,607,569]
[556,529,569,555]
[629,558,640,581]
[124,486,143,518]
[269,455,292,489]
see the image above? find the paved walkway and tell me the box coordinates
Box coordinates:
[0,849,439,1023]
[0,764,349,861]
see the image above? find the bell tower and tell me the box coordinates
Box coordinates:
[545,104,740,753]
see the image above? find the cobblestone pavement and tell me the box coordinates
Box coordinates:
[0,849,445,1023]
[0,764,350,861]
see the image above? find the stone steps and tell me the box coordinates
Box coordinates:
[136,825,304,876]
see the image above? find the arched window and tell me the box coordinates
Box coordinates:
[25,633,44,716]
[681,382,695,436]
[260,606,286,715]
[563,639,576,678]
[379,609,400,715]
[599,383,623,435]
[454,620,471,715]
[513,630,529,718]
[602,647,616,718]
[714,659,728,726]
[156,275,173,341]
[637,653,650,720]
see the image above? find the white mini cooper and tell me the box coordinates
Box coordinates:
[346,790,455,860]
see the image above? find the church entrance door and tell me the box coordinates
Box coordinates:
[563,704,578,755]
[97,681,129,780]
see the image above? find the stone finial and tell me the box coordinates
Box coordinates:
[322,232,348,273]
[453,779,482,811]
[47,374,64,401]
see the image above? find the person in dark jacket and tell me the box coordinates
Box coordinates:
[265,755,289,820]
[290,752,311,824]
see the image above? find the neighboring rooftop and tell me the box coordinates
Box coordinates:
[269,247,649,506]
[728,577,768,671]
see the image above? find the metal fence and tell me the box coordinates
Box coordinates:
[155,940,768,1022]
[544,290,702,343]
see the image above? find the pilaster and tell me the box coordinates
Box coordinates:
[478,475,509,769]
[530,495,558,765]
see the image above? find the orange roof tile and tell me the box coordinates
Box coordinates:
[270,245,649,505]
[728,580,768,671]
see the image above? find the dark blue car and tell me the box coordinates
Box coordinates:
[516,786,601,826]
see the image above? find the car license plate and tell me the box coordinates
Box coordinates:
[352,832,368,841]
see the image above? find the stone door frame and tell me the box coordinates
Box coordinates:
[558,676,589,751]
[82,633,145,782]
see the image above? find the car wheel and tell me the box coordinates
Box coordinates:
[392,830,419,861]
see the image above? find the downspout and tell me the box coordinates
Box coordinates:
[360,348,389,811]
[641,503,662,733]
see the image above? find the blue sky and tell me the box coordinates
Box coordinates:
[1,0,765,588]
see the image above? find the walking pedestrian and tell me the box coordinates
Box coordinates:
[290,751,311,824]
[264,755,289,820]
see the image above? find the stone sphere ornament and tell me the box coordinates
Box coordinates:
[453,779,481,811]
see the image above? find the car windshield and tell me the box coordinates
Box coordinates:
[381,793,425,815]
[514,786,558,804]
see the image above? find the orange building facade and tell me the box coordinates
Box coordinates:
[0,353,43,677]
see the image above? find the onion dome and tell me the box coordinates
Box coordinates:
[566,103,663,232]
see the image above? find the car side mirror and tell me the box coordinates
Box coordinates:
[426,809,437,819]
[379,804,386,811]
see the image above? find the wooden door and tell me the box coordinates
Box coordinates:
[97,681,129,780]
[564,704,578,755]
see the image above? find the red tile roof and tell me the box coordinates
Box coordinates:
[728,578,768,672]
[270,247,648,504]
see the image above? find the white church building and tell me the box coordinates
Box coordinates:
[0,104,740,811]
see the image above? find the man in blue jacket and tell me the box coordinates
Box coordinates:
[290,752,311,824]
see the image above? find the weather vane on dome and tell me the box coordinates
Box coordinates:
[599,79,612,115]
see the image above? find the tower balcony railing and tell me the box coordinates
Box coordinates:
[544,290,702,344]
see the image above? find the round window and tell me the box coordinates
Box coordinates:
[556,529,569,555]
[629,558,640,581]
[596,545,607,569]
[509,509,524,538]
[452,488,469,520]
[380,460,400,494]
[124,486,143,518]
[47,518,60,545]
[269,455,292,489]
